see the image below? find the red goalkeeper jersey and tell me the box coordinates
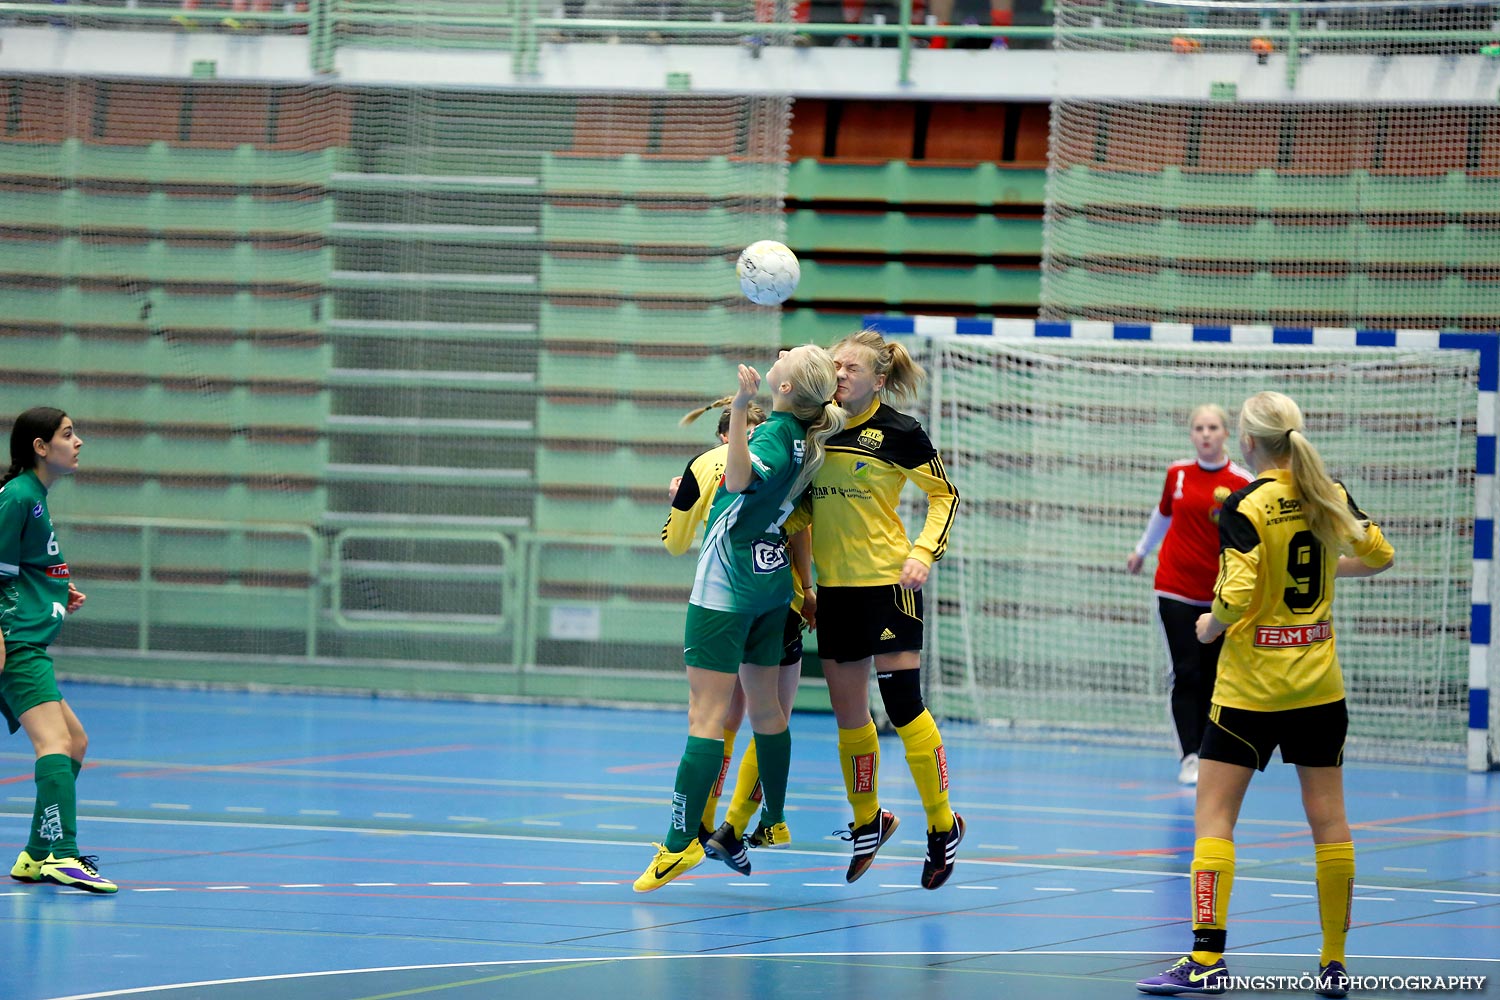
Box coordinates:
[1154,459,1253,603]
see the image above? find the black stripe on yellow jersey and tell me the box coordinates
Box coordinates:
[807,399,959,588]
[1210,469,1393,712]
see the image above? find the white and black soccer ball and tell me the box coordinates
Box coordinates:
[736,240,800,306]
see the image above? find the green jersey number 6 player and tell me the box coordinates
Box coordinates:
[2,407,116,893]
[635,347,847,891]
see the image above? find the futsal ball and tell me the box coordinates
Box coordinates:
[737,240,800,306]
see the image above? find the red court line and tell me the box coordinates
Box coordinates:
[1356,804,1500,827]
[0,759,97,785]
[606,760,681,773]
[116,743,484,779]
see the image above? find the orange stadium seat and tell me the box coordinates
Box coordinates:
[1011,102,1050,164]
[924,102,1006,164]
[832,100,916,160]
[568,97,655,156]
[92,81,189,145]
[788,98,829,160]
[1378,109,1468,174]
[1197,108,1280,172]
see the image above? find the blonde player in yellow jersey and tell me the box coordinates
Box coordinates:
[662,398,813,873]
[808,329,962,890]
[1137,391,1394,999]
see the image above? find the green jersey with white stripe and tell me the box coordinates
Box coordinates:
[0,470,71,649]
[689,410,807,615]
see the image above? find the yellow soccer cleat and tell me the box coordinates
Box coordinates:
[633,840,704,893]
[10,850,44,884]
[39,854,118,894]
[747,819,792,849]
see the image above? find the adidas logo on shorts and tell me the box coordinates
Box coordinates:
[879,628,896,640]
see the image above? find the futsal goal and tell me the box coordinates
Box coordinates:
[865,318,1497,772]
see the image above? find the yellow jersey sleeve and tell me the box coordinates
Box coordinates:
[1210,493,1262,625]
[1343,482,1395,568]
[903,455,959,568]
[661,446,726,557]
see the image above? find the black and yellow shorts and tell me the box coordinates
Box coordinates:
[684,604,788,673]
[815,584,923,663]
[0,643,62,734]
[1200,699,1348,771]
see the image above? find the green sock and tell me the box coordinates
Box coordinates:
[752,728,792,826]
[28,754,77,860]
[665,736,724,852]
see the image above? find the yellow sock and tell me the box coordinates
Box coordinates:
[699,729,736,833]
[838,720,881,828]
[722,735,762,838]
[896,710,953,833]
[1189,836,1235,966]
[1315,841,1355,965]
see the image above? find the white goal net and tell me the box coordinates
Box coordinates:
[909,334,1486,765]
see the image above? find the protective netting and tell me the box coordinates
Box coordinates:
[913,337,1481,763]
[0,71,789,701]
[1053,0,1500,55]
[1042,1,1500,328]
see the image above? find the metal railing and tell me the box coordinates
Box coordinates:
[5,0,1499,86]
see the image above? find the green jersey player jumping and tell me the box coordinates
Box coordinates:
[634,346,848,892]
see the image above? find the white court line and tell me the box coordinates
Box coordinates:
[150,803,191,811]
[1355,896,1396,901]
[354,882,396,887]
[1433,899,1479,904]
[958,885,998,891]
[578,881,620,886]
[4,812,1494,900]
[1385,866,1428,873]
[374,812,413,819]
[978,844,1018,850]
[225,806,264,814]
[1034,887,1076,892]
[803,882,844,887]
[279,884,323,888]
[1112,889,1154,894]
[1272,893,1314,899]
[205,886,248,891]
[427,881,470,886]
[38,950,1500,1000]
[448,816,488,823]
[78,799,118,807]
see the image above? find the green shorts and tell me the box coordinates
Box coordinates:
[684,604,786,673]
[0,643,61,735]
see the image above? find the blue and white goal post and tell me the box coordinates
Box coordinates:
[862,315,1498,772]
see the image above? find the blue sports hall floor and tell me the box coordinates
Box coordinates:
[1,683,1495,1000]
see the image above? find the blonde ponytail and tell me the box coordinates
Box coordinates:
[680,394,766,435]
[778,346,849,499]
[1239,392,1366,554]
